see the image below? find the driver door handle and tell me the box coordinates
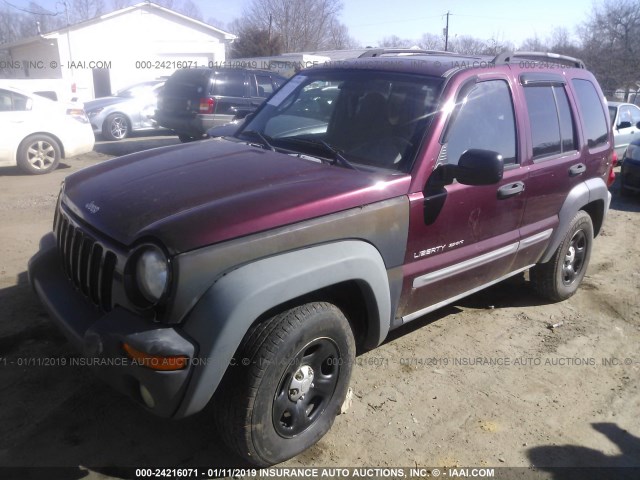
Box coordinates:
[497,181,525,199]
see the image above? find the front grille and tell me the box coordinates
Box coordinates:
[55,209,117,311]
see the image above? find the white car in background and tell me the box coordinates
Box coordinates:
[0,86,94,174]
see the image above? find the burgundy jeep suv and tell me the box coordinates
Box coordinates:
[29,51,614,466]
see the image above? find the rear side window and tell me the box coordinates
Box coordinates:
[0,89,30,111]
[524,85,576,159]
[163,69,211,96]
[213,72,246,97]
[445,80,517,165]
[571,79,609,149]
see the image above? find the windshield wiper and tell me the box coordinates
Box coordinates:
[317,140,358,170]
[286,138,358,170]
[240,130,275,151]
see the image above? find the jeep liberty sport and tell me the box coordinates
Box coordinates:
[29,50,614,466]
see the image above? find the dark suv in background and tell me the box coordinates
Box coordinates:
[29,51,614,466]
[155,67,286,142]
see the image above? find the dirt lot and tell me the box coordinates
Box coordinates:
[0,135,639,479]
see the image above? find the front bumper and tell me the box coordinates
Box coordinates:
[28,233,196,418]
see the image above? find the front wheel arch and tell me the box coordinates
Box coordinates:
[176,241,391,419]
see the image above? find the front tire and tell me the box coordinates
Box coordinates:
[16,134,61,174]
[215,302,356,466]
[102,113,130,140]
[530,210,593,301]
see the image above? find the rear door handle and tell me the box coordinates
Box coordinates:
[497,181,525,199]
[569,163,586,176]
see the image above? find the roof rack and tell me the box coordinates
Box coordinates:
[492,51,585,69]
[358,48,451,58]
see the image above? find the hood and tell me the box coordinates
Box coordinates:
[62,138,410,254]
[84,96,127,111]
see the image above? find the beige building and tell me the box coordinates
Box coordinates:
[0,2,236,101]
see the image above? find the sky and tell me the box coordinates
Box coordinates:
[5,0,595,48]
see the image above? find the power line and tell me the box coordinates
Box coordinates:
[1,0,60,16]
[351,14,443,28]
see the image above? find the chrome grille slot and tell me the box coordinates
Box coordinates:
[55,208,117,312]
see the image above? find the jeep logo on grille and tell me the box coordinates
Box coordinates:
[85,201,100,214]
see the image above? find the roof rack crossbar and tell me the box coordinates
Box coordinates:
[492,51,585,69]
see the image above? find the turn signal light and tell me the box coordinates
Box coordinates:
[122,342,188,371]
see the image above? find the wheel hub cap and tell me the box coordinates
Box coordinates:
[565,246,576,264]
[288,365,314,401]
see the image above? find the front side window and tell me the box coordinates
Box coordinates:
[255,75,275,98]
[572,79,609,149]
[444,80,517,165]
[239,70,443,172]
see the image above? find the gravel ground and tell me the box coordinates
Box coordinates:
[0,135,638,479]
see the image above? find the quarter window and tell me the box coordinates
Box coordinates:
[571,79,609,149]
[445,80,517,165]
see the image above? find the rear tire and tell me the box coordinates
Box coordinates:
[214,302,355,466]
[530,211,593,301]
[16,134,61,174]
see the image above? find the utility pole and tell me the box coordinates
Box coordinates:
[444,11,450,51]
[268,12,273,55]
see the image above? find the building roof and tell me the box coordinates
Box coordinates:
[0,1,236,50]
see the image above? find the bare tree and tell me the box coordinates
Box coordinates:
[70,0,105,23]
[229,22,283,58]
[417,33,445,51]
[207,17,227,30]
[377,35,416,48]
[579,0,640,96]
[519,35,549,51]
[326,18,359,50]
[110,0,132,10]
[154,0,175,9]
[176,0,203,21]
[483,34,514,56]
[238,0,344,52]
[450,35,487,55]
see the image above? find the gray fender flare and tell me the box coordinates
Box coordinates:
[540,177,611,263]
[175,240,391,418]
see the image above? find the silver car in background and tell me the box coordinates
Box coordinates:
[84,80,165,140]
[608,101,640,164]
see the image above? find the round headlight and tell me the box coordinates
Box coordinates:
[135,247,169,303]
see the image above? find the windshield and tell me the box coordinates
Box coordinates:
[237,70,443,172]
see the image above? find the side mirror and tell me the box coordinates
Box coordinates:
[455,149,504,185]
[617,121,632,129]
